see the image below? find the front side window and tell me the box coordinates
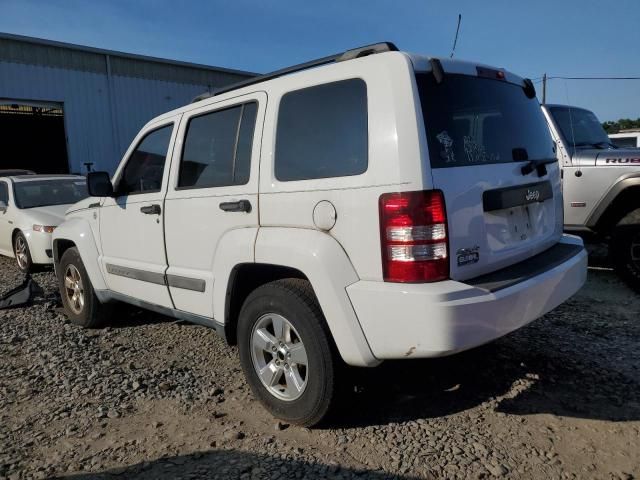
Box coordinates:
[275,79,368,181]
[416,73,555,168]
[13,179,88,209]
[118,124,173,195]
[178,102,257,189]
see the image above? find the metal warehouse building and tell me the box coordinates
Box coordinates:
[0,33,254,174]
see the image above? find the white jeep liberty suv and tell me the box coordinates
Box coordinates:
[53,43,587,426]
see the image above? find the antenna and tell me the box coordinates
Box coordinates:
[450,14,462,58]
[564,80,582,177]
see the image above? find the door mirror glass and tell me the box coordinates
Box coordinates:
[0,200,7,213]
[87,171,114,197]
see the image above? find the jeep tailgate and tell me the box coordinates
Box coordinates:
[415,71,563,281]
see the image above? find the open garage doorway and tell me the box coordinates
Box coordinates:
[0,100,69,174]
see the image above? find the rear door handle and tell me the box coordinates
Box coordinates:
[219,199,252,213]
[140,204,161,215]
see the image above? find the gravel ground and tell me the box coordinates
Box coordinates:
[1,249,639,480]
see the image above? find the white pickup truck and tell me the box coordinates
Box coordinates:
[53,43,587,426]
[542,104,640,291]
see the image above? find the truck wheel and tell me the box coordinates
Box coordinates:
[13,232,33,273]
[58,247,112,328]
[237,279,338,427]
[611,226,640,293]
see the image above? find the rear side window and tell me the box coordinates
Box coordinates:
[275,79,368,181]
[118,124,173,195]
[416,73,554,168]
[178,102,257,189]
[0,181,8,204]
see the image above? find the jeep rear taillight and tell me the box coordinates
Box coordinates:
[379,190,449,283]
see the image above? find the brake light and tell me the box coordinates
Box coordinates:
[379,190,449,282]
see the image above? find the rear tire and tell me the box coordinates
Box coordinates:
[13,232,33,273]
[58,247,112,328]
[237,279,338,427]
[611,225,640,293]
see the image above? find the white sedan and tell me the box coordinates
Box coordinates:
[0,174,88,272]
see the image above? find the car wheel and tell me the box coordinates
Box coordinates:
[13,231,33,273]
[58,247,112,328]
[611,225,640,293]
[237,278,338,427]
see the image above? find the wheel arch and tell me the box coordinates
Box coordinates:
[223,263,308,346]
[52,217,107,291]
[588,175,640,233]
[239,227,379,367]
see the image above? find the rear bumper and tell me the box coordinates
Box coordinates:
[346,235,587,360]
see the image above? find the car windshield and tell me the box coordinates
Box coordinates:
[14,179,88,209]
[547,106,613,148]
[416,73,555,168]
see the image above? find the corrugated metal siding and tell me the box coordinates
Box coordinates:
[0,37,106,73]
[0,36,251,85]
[0,59,249,174]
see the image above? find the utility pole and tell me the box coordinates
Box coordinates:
[542,73,547,104]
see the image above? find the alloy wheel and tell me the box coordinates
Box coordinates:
[64,265,85,314]
[250,313,309,401]
[14,236,28,270]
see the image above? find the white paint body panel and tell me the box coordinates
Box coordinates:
[348,235,586,359]
[163,92,266,317]
[98,117,180,308]
[53,215,107,291]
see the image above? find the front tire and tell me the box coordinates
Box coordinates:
[237,279,338,427]
[58,247,112,328]
[611,225,640,293]
[13,232,33,273]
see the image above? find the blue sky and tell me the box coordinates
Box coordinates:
[1,0,639,121]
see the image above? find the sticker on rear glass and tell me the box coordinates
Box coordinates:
[457,246,480,266]
[436,131,456,163]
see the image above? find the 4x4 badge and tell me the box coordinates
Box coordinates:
[457,246,480,266]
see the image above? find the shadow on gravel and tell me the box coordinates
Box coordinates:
[62,449,418,480]
[332,268,640,427]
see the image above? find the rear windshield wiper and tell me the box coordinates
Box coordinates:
[521,158,557,176]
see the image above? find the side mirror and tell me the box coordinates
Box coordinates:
[0,200,7,213]
[87,171,114,197]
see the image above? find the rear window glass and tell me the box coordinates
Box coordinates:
[275,79,368,181]
[416,73,555,168]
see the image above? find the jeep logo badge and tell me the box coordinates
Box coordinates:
[525,189,540,201]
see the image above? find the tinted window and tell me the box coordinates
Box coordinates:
[178,102,257,189]
[416,74,555,168]
[118,125,173,195]
[0,182,8,204]
[13,179,88,209]
[275,79,368,181]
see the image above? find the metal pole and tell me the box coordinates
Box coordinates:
[542,73,547,104]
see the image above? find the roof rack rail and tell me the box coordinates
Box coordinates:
[192,42,398,103]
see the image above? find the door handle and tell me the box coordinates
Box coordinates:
[140,204,161,215]
[219,199,252,213]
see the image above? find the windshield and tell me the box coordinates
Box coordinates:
[416,73,555,168]
[547,106,612,148]
[14,179,88,209]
